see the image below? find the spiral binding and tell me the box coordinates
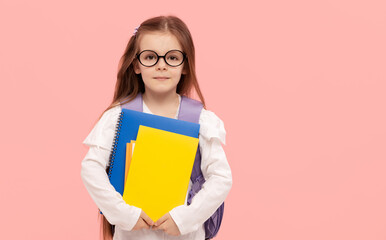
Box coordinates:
[106,111,124,179]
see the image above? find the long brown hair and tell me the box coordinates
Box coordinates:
[98,15,206,240]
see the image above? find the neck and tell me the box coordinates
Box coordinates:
[142,91,179,105]
[142,90,180,117]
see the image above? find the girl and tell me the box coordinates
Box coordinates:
[81,15,232,240]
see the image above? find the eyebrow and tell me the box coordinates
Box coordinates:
[139,49,183,53]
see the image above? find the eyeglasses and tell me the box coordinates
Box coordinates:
[136,50,186,67]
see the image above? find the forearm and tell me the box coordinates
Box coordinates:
[170,140,232,235]
[80,145,141,231]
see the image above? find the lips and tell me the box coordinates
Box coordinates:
[154,77,169,80]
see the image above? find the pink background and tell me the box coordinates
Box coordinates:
[1,0,385,239]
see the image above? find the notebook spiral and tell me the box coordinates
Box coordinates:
[106,111,124,178]
[100,111,124,215]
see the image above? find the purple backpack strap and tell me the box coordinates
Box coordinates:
[177,96,204,189]
[177,96,202,123]
[179,96,224,240]
[120,94,143,111]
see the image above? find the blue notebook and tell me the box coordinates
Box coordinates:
[107,108,200,196]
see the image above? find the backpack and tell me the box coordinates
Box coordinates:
[118,93,225,239]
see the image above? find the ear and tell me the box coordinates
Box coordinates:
[133,60,141,74]
[182,64,187,75]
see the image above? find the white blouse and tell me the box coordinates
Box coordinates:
[81,96,232,240]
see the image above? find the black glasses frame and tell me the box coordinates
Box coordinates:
[136,50,186,67]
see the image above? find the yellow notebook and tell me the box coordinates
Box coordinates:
[122,125,199,222]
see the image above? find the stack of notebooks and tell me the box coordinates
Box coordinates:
[107,109,200,222]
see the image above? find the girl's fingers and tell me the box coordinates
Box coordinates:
[153,220,165,231]
[141,219,150,229]
[133,218,148,230]
[141,212,154,226]
[154,213,169,227]
[153,220,180,236]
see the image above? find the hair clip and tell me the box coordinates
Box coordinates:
[133,25,140,36]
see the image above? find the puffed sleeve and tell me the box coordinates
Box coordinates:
[80,105,141,231]
[169,109,232,235]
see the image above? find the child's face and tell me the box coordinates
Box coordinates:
[134,31,186,96]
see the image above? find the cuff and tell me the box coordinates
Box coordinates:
[116,205,142,231]
[169,205,190,235]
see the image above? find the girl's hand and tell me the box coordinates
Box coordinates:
[153,212,181,236]
[132,210,154,231]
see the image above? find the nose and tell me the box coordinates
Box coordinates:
[156,56,167,70]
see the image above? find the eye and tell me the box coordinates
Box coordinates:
[167,55,179,61]
[145,55,156,60]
